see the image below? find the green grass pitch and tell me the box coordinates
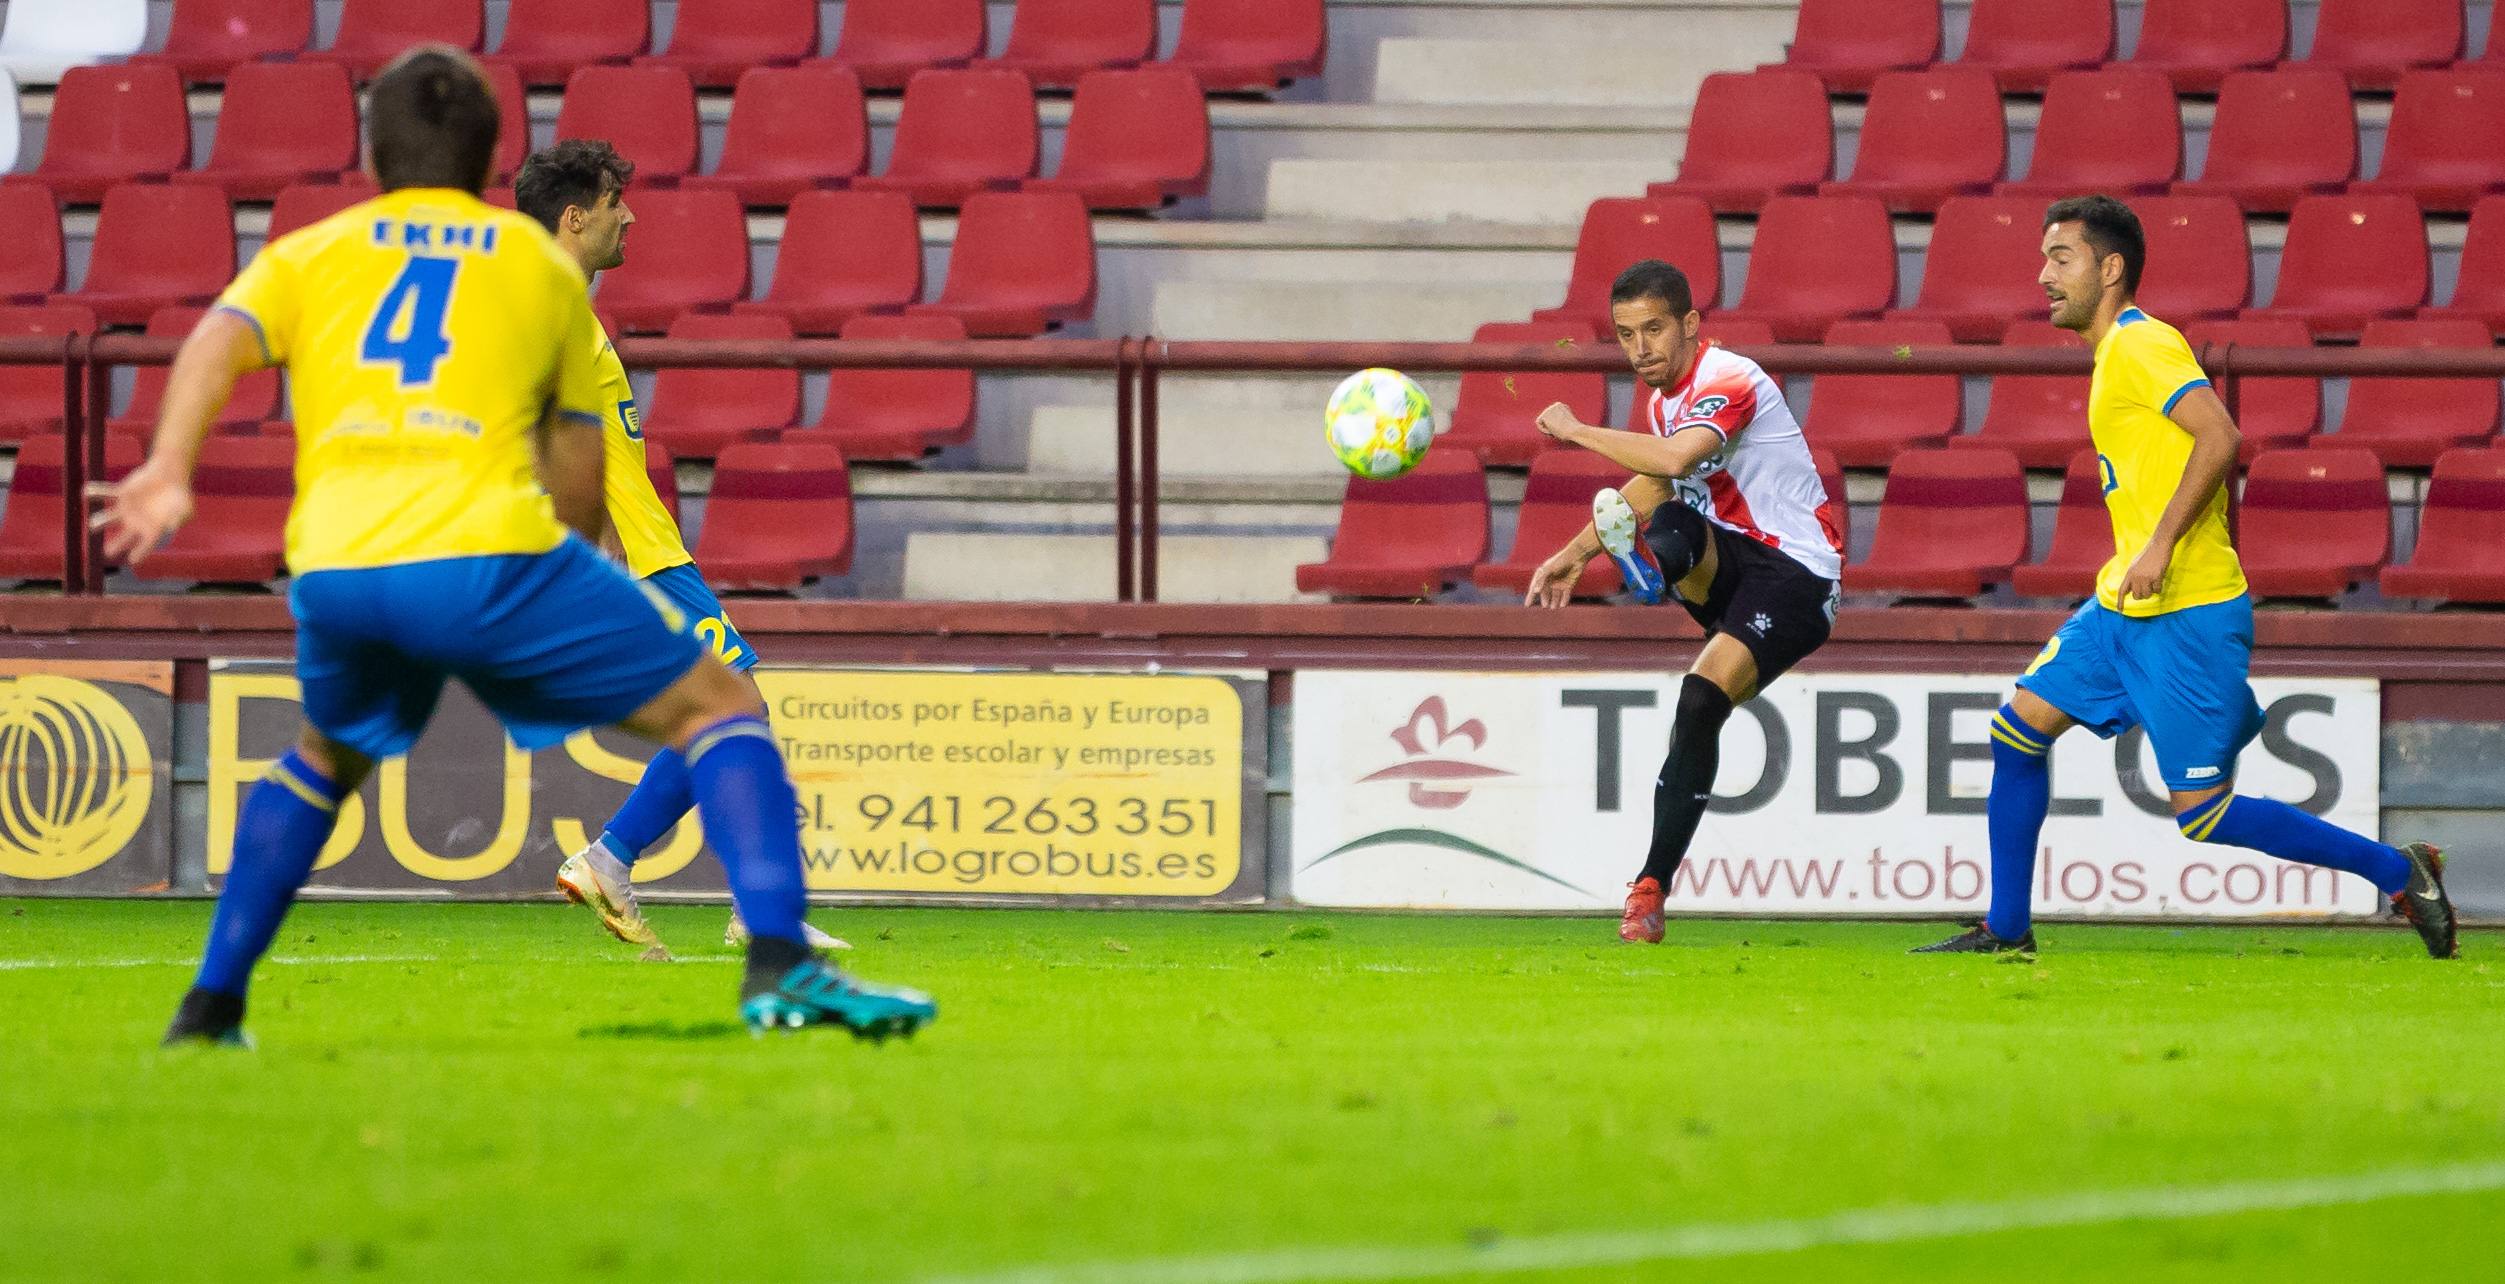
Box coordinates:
[4,900,2501,1282]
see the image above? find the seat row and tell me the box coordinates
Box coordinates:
[0,435,857,590]
[1674,64,2505,217]
[0,182,1096,337]
[1533,192,2504,344]
[0,0,1323,93]
[1298,445,2505,608]
[1773,0,2502,94]
[8,62,1211,211]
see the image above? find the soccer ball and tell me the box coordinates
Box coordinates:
[1325,368,1437,480]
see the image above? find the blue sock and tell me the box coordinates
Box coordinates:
[195,750,350,997]
[2177,794,2411,895]
[683,715,808,947]
[1984,705,2054,941]
[596,748,691,868]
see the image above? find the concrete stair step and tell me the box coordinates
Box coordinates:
[902,531,1328,603]
[1264,157,1660,225]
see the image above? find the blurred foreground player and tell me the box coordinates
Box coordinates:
[107,48,934,1044]
[1523,260,1845,943]
[515,140,845,958]
[1914,195,2456,959]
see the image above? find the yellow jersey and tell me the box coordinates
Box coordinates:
[2088,306,2249,617]
[217,187,604,574]
[583,314,695,578]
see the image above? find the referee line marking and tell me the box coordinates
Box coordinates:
[924,1160,2505,1284]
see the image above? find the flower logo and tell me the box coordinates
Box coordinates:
[1356,696,1513,809]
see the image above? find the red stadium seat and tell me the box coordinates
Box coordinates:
[305,0,485,80]
[2128,0,2287,94]
[2421,194,2505,333]
[907,190,1096,337]
[819,0,986,91]
[590,188,749,332]
[0,303,93,442]
[2180,318,2320,457]
[1759,0,1940,95]
[2237,447,2388,600]
[1025,69,1211,211]
[639,312,800,458]
[0,185,63,301]
[1295,451,1489,599]
[803,313,977,461]
[486,0,649,87]
[1646,70,1831,214]
[1961,321,2090,468]
[6,65,188,203]
[131,0,310,82]
[128,435,293,584]
[110,306,281,437]
[2008,449,2113,599]
[1850,447,2030,598]
[2169,68,2356,214]
[692,442,855,590]
[643,441,681,525]
[1816,68,2005,214]
[2131,195,2251,322]
[1470,449,1628,598]
[1166,0,1326,93]
[1440,320,1607,468]
[171,61,357,201]
[1889,196,2048,342]
[635,0,818,89]
[2249,194,2429,338]
[1714,195,1896,341]
[1955,0,2113,92]
[683,66,870,206]
[1996,68,2180,200]
[854,69,1039,208]
[556,67,699,185]
[2350,68,2505,214]
[2330,318,2499,468]
[976,0,1154,89]
[734,189,922,335]
[0,433,139,582]
[62,184,236,326]
[267,174,379,239]
[1529,196,1721,333]
[2295,0,2462,92]
[2379,447,2505,604]
[1802,318,1960,467]
[1701,318,1778,351]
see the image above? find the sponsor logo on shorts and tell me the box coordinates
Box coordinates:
[1750,612,1774,635]
[2184,765,2221,780]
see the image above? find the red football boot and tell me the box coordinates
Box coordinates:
[1620,876,1666,944]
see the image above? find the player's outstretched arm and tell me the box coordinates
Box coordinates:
[535,409,610,547]
[2120,385,2243,602]
[1534,402,1721,479]
[1526,473,1676,608]
[95,309,265,564]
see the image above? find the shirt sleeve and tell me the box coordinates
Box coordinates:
[2127,324,2212,419]
[214,244,300,366]
[1666,371,1761,442]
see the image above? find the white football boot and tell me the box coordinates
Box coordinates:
[555,844,662,948]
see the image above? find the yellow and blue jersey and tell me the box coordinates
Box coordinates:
[216,187,605,574]
[2088,306,2249,617]
[582,313,695,579]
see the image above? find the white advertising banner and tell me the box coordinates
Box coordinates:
[1290,671,2384,919]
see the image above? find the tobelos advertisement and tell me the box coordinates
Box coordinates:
[1291,670,2385,920]
[209,663,1259,901]
[0,662,175,893]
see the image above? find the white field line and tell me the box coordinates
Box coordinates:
[0,953,743,971]
[926,1161,2505,1284]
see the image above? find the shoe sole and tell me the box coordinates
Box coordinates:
[1593,489,1665,604]
[555,868,662,948]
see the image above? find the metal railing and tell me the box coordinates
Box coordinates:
[10,332,2505,599]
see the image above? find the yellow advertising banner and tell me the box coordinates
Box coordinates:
[0,661,174,892]
[206,664,1256,901]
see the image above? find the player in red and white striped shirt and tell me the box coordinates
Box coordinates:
[1525,259,1843,944]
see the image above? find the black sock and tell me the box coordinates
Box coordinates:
[742,934,815,999]
[1641,500,1710,584]
[1638,674,1735,887]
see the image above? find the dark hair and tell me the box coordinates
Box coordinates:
[515,140,636,233]
[367,46,499,194]
[2043,194,2146,297]
[1608,259,1695,316]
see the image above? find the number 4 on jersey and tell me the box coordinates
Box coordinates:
[361,256,459,386]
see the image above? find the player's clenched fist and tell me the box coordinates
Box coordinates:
[1534,401,1583,441]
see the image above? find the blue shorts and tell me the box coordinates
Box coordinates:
[289,536,706,757]
[644,562,758,673]
[2016,595,2266,792]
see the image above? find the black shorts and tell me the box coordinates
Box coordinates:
[1649,518,1839,686]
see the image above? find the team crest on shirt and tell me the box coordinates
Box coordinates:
[1689,395,1729,417]
[618,397,641,441]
